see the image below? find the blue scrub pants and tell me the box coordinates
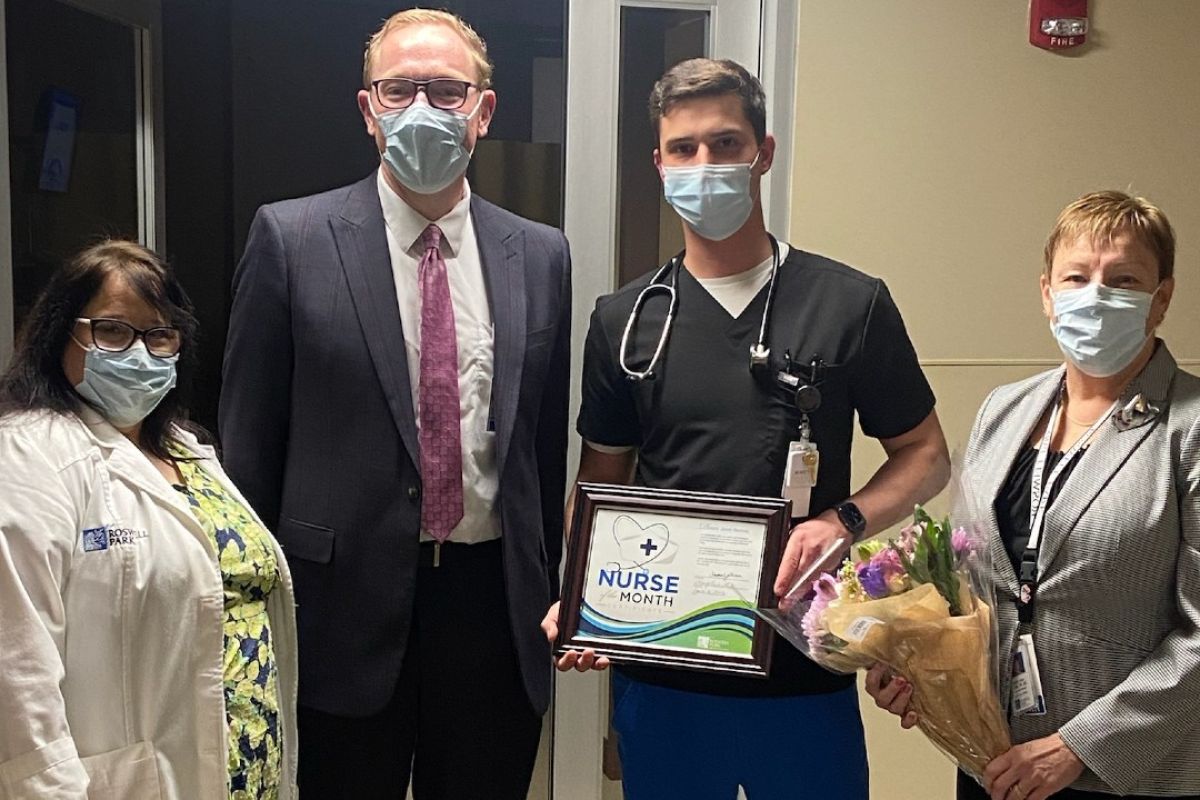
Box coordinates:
[611,672,869,800]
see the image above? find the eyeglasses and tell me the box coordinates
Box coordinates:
[74,317,182,358]
[371,77,477,111]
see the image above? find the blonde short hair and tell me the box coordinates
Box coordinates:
[362,8,493,89]
[1044,190,1175,281]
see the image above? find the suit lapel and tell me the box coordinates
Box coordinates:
[1037,344,1177,573]
[331,175,421,472]
[981,369,1064,595]
[473,196,526,477]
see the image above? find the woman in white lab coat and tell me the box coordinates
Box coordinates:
[0,241,298,800]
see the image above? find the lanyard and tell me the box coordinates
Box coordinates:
[1017,386,1116,623]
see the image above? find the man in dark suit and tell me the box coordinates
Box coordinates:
[218,10,570,799]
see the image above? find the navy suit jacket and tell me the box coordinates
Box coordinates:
[218,174,570,717]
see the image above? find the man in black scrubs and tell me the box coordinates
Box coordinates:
[543,59,950,798]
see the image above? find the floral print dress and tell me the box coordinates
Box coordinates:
[172,447,282,800]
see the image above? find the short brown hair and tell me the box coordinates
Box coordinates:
[1044,190,1175,281]
[648,58,766,143]
[362,9,493,89]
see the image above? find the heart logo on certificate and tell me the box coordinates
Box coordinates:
[609,514,679,569]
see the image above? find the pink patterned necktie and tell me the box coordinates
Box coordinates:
[418,224,463,542]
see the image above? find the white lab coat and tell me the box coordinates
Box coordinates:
[0,408,299,799]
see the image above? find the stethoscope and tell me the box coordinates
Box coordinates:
[617,235,825,414]
[619,235,782,382]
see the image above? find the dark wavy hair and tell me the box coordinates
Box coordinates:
[0,240,204,460]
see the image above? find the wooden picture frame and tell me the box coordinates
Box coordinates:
[556,483,790,677]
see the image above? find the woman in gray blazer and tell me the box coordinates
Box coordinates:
[868,191,1200,800]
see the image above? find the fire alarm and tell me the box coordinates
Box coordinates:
[1030,0,1088,50]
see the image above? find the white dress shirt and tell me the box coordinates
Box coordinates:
[377,170,500,543]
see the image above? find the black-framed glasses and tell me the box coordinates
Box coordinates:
[75,317,182,358]
[371,77,477,111]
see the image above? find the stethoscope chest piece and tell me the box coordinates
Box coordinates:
[749,343,771,372]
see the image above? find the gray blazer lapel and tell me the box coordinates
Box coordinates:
[1038,343,1177,573]
[981,369,1064,595]
[331,175,421,472]
[472,196,526,477]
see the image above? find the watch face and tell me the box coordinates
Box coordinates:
[838,502,866,534]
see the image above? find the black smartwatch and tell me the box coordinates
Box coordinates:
[834,501,867,540]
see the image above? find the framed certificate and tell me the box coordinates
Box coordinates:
[555,483,791,677]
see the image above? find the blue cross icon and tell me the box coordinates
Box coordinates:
[640,538,658,557]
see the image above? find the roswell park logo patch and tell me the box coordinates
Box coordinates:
[81,525,148,552]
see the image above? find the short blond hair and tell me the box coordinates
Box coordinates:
[362,9,493,89]
[1044,190,1175,281]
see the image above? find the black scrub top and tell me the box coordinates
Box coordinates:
[578,245,936,697]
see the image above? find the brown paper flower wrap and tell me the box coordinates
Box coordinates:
[774,506,1012,783]
[823,583,1011,779]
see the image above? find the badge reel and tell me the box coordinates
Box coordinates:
[781,368,822,518]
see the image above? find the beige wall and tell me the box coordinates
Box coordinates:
[789,2,1200,798]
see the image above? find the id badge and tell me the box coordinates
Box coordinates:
[782,440,819,518]
[1010,633,1047,716]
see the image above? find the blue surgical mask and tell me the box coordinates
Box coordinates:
[73,341,178,429]
[661,154,759,241]
[373,96,482,194]
[1050,283,1155,377]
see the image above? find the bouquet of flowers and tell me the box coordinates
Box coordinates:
[766,504,1010,781]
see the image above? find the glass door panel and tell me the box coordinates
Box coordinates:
[615,7,707,286]
[5,0,147,333]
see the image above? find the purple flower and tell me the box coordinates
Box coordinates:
[801,590,832,651]
[951,528,972,559]
[875,547,903,575]
[814,573,839,601]
[857,561,891,599]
